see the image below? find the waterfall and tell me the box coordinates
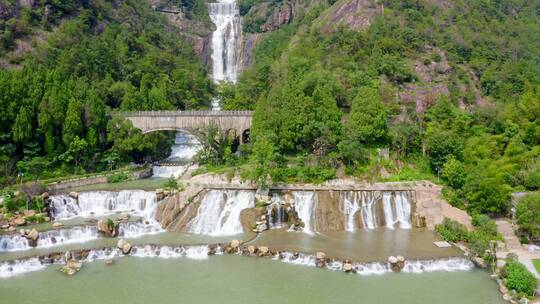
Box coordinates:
[360,192,377,230]
[382,191,412,229]
[209,0,242,83]
[49,191,157,220]
[342,192,360,232]
[267,194,287,229]
[292,191,316,234]
[0,221,162,253]
[152,133,201,178]
[187,190,254,236]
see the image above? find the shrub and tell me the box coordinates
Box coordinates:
[505,260,537,297]
[25,214,45,224]
[441,156,466,189]
[435,218,469,242]
[472,213,499,237]
[165,177,178,190]
[107,172,128,183]
[516,194,540,239]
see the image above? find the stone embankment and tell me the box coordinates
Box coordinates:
[46,167,152,193]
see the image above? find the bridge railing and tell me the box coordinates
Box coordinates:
[112,110,253,117]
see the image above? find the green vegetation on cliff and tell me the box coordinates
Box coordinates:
[217,0,540,216]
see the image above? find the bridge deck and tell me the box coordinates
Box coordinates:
[113,110,253,117]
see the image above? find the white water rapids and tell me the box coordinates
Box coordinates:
[49,190,157,220]
[187,190,254,236]
[152,133,201,178]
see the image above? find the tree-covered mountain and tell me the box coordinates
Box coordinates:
[1,0,539,217]
[220,0,540,214]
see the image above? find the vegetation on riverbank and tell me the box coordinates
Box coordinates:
[435,215,502,260]
[516,193,540,243]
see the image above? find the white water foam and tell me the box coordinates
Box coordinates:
[342,192,360,232]
[292,191,316,234]
[49,190,157,220]
[187,190,254,236]
[0,258,45,279]
[209,0,242,83]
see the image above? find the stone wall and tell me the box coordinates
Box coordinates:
[46,167,152,193]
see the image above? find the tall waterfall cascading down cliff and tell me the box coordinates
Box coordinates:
[209,0,242,83]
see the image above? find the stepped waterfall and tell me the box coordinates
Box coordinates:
[49,190,157,220]
[266,190,414,233]
[209,0,242,83]
[152,133,201,178]
[0,190,164,253]
[187,190,254,235]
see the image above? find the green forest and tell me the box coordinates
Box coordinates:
[1,0,539,219]
[0,0,213,184]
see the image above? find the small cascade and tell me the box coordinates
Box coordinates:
[49,190,157,220]
[152,133,201,178]
[118,221,163,238]
[0,221,163,253]
[275,252,473,275]
[0,258,45,279]
[360,192,377,230]
[382,191,412,229]
[292,191,316,234]
[336,190,412,230]
[342,192,360,232]
[187,190,254,236]
[267,194,287,229]
[209,0,242,83]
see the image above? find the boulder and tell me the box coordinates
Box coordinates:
[19,228,39,247]
[473,256,487,269]
[208,244,217,255]
[52,222,64,228]
[27,229,39,246]
[12,217,26,226]
[316,252,327,268]
[1,224,9,229]
[60,259,82,276]
[117,239,132,255]
[247,245,257,255]
[41,192,50,200]
[97,219,119,237]
[257,246,270,257]
[343,262,354,273]
[23,210,36,217]
[69,192,79,199]
[388,256,405,272]
[105,259,114,265]
[8,226,15,232]
[229,239,240,249]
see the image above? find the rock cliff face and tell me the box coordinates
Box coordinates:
[316,0,379,33]
[260,2,293,32]
[155,186,205,230]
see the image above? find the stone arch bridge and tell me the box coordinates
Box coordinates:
[113,111,253,142]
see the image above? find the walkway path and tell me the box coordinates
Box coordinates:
[496,219,540,279]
